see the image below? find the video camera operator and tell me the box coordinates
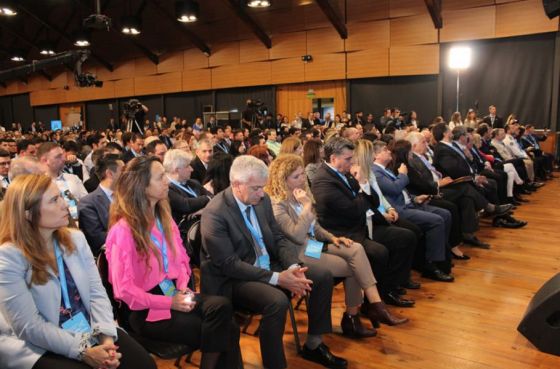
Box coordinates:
[124,99,149,134]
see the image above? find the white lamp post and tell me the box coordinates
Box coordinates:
[448,46,472,113]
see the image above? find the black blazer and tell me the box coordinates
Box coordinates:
[407,155,439,196]
[77,186,111,257]
[311,163,380,242]
[200,188,300,298]
[168,179,211,225]
[433,142,473,180]
[190,156,208,184]
[482,115,504,129]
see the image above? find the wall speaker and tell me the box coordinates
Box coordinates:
[517,273,560,356]
[543,0,560,19]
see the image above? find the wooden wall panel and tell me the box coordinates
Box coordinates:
[306,28,345,55]
[27,76,50,91]
[134,72,182,96]
[276,81,346,121]
[30,89,68,106]
[114,79,135,98]
[6,81,28,95]
[441,6,496,42]
[346,20,390,51]
[390,14,438,46]
[270,32,307,60]
[347,48,390,79]
[240,39,270,63]
[271,58,305,84]
[496,0,559,38]
[134,57,157,76]
[347,0,389,23]
[305,53,346,82]
[442,0,495,11]
[157,51,184,74]
[50,72,69,89]
[183,68,212,91]
[209,42,240,67]
[210,62,271,89]
[390,0,427,18]
[184,48,209,70]
[390,44,439,76]
[97,62,135,81]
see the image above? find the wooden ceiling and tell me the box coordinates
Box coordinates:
[0,0,355,72]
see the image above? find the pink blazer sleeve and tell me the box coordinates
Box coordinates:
[105,221,172,321]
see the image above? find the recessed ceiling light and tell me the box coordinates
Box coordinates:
[247,0,271,8]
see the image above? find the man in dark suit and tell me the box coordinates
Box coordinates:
[201,156,346,369]
[312,137,417,307]
[77,154,124,257]
[482,105,504,128]
[121,133,144,163]
[190,138,213,183]
[212,126,230,154]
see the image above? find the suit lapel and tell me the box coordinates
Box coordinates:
[323,163,357,198]
[94,188,110,229]
[223,189,257,248]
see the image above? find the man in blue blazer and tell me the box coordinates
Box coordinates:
[78,154,124,257]
[372,141,454,282]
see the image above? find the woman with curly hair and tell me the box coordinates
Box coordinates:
[265,154,408,339]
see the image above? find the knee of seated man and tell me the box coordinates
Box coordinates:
[203,295,234,318]
[263,287,291,314]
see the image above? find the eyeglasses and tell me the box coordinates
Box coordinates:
[0,161,10,166]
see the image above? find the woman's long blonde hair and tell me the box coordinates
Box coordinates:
[353,139,375,183]
[109,156,176,270]
[279,137,302,155]
[0,174,74,285]
[265,154,309,202]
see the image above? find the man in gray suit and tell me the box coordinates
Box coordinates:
[200,156,347,369]
[78,154,124,257]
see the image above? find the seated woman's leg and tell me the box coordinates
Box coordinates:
[115,328,157,369]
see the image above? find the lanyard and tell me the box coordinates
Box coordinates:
[170,178,197,197]
[382,167,397,180]
[54,239,71,310]
[150,218,169,273]
[242,207,266,252]
[292,203,315,238]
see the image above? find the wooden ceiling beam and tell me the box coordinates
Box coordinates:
[16,3,114,71]
[223,0,271,48]
[315,0,347,39]
[424,0,443,29]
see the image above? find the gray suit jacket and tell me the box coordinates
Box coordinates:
[78,186,111,257]
[271,198,334,247]
[200,187,300,298]
[0,230,117,369]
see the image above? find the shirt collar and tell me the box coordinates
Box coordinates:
[325,162,345,176]
[233,192,250,215]
[99,184,113,201]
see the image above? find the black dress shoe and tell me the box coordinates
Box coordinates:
[492,216,526,229]
[383,291,415,307]
[507,197,521,206]
[485,203,513,216]
[341,313,377,338]
[395,286,407,295]
[403,279,421,289]
[422,265,455,282]
[451,251,471,260]
[514,194,529,202]
[301,343,348,369]
[503,214,528,227]
[463,235,490,249]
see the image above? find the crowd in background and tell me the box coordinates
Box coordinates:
[0,103,557,369]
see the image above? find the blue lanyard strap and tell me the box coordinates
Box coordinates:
[150,218,169,273]
[170,178,198,197]
[242,207,266,250]
[54,240,71,310]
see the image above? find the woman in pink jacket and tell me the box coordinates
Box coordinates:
[105,156,241,369]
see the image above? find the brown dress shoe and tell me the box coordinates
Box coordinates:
[341,313,377,338]
[367,301,409,326]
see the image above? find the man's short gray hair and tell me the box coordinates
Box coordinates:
[229,155,268,183]
[194,138,212,150]
[405,132,424,147]
[372,140,387,156]
[9,157,45,180]
[163,149,193,173]
[451,126,467,141]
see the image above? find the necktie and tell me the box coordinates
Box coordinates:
[245,206,253,227]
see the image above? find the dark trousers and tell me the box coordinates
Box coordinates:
[368,225,416,293]
[129,295,241,369]
[481,169,508,204]
[32,328,156,369]
[430,198,462,247]
[441,183,487,233]
[231,264,333,369]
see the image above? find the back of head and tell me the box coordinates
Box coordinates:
[303,139,322,167]
[9,156,45,180]
[431,122,449,142]
[279,137,301,155]
[204,152,234,194]
[451,126,467,141]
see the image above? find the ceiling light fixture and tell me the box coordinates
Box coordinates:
[176,0,199,23]
[74,31,90,47]
[121,16,141,35]
[0,3,17,16]
[247,0,271,8]
[39,42,56,56]
[10,50,24,62]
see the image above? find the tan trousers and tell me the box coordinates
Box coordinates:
[299,241,377,307]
